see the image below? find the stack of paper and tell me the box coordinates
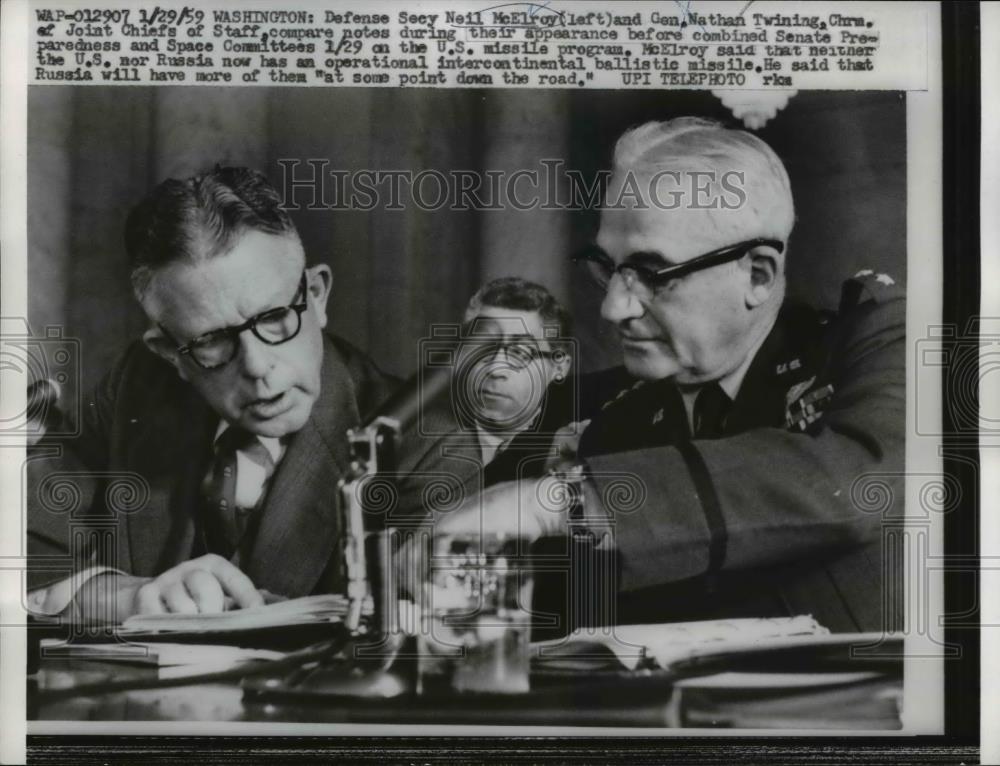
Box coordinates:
[40,639,286,679]
[41,639,283,666]
[117,593,357,635]
[670,671,902,729]
[533,619,902,729]
[534,615,829,670]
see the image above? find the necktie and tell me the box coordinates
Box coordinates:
[693,383,732,440]
[203,427,276,560]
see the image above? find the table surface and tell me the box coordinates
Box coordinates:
[28,654,904,730]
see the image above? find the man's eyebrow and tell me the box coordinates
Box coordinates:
[584,243,613,261]
[466,327,536,341]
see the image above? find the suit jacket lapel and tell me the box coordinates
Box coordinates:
[244,339,358,596]
[124,383,216,577]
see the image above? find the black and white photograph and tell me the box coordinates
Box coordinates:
[0,0,984,762]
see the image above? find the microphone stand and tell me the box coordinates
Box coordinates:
[244,368,452,703]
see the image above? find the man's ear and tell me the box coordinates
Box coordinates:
[142,327,189,382]
[549,348,572,384]
[307,264,333,329]
[744,246,780,308]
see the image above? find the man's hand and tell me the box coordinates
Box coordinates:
[436,475,575,540]
[544,419,591,473]
[74,554,264,624]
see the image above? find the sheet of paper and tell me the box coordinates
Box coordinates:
[535,615,830,670]
[40,639,285,667]
[118,594,354,634]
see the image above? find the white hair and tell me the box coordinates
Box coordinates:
[611,117,795,244]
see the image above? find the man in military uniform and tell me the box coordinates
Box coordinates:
[430,117,905,634]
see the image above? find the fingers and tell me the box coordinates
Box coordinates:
[134,582,166,616]
[557,419,591,456]
[162,581,199,614]
[131,554,262,616]
[198,554,264,609]
[183,568,226,613]
[547,420,591,472]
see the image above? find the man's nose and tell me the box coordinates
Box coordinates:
[600,274,644,325]
[485,356,513,377]
[237,331,276,379]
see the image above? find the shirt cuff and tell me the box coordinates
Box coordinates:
[25,566,124,616]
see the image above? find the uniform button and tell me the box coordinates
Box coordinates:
[223,467,233,478]
[219,500,228,510]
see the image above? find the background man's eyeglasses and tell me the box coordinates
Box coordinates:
[462,338,560,370]
[572,238,785,295]
[166,271,309,370]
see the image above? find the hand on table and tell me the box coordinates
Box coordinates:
[75,554,265,623]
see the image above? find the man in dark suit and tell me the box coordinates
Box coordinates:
[426,118,905,633]
[397,277,573,515]
[27,166,396,622]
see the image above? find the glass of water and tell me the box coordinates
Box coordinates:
[417,532,534,695]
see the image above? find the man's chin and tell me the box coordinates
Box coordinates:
[476,409,535,433]
[238,405,311,439]
[622,352,679,382]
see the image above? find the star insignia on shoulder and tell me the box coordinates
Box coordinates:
[854,268,896,286]
[602,381,644,411]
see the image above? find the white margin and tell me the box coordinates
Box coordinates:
[980,3,999,764]
[0,0,30,763]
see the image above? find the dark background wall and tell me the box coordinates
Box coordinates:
[28,87,905,400]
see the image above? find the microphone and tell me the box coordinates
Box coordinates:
[27,378,61,421]
[26,378,62,443]
[362,363,452,433]
[341,363,452,631]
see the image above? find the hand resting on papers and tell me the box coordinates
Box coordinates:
[72,554,269,624]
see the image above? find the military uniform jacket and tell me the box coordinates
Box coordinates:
[27,333,397,598]
[577,272,906,632]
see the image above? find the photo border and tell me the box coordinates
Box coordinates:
[4,1,983,762]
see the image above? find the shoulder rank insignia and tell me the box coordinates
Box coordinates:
[842,269,902,309]
[601,380,644,411]
[775,358,802,375]
[854,268,895,286]
[785,379,835,431]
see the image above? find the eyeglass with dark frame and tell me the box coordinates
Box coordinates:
[460,334,562,370]
[571,238,785,295]
[162,270,310,371]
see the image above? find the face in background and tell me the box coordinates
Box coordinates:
[141,229,332,438]
[456,307,570,434]
[596,177,779,385]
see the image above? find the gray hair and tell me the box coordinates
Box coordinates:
[611,117,795,243]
